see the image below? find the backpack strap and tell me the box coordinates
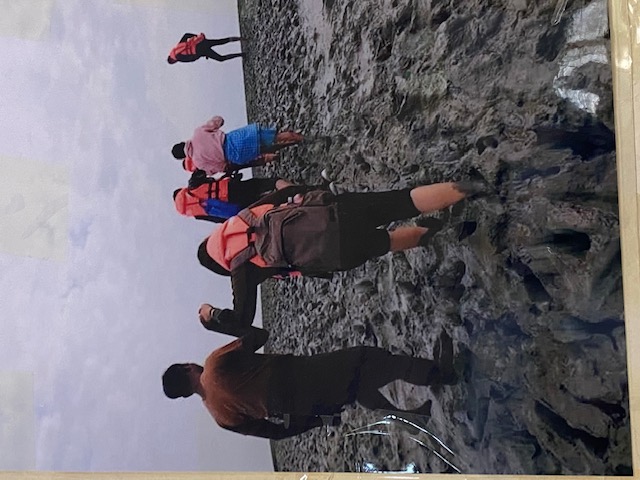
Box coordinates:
[229,208,264,271]
[236,208,261,229]
[208,180,219,200]
[230,244,258,271]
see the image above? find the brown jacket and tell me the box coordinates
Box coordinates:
[199,330,323,439]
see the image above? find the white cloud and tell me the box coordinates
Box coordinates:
[0,156,69,261]
[0,371,35,469]
[0,0,269,472]
[0,0,54,40]
[115,0,236,14]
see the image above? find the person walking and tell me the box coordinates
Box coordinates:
[173,173,295,223]
[197,181,487,331]
[167,33,243,64]
[162,328,457,439]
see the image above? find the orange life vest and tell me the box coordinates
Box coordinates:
[206,204,272,269]
[168,33,205,62]
[182,156,196,172]
[174,178,231,217]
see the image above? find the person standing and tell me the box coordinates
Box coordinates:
[167,33,243,64]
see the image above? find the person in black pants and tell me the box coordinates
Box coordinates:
[197,181,487,333]
[167,33,243,64]
[162,327,457,439]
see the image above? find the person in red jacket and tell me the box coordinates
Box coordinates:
[167,33,243,64]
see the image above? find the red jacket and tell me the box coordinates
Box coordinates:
[168,33,205,62]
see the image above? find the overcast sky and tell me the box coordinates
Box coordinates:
[0,0,273,471]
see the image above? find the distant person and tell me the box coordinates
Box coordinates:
[173,172,294,223]
[180,156,197,173]
[172,116,303,176]
[167,33,243,64]
[197,181,487,332]
[162,328,458,439]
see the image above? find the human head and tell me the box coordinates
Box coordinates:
[197,239,231,277]
[172,142,187,159]
[162,363,202,399]
[167,56,177,64]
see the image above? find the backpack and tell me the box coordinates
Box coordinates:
[206,190,342,273]
[174,177,233,218]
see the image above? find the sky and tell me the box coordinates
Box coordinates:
[0,0,274,472]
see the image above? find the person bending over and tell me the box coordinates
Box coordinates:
[172,116,303,176]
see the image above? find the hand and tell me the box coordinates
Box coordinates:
[199,303,215,325]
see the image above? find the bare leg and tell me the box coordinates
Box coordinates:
[389,227,428,251]
[409,182,468,214]
[275,179,295,190]
[275,131,304,145]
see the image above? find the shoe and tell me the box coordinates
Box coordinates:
[453,180,492,198]
[454,221,478,241]
[433,331,458,385]
[417,217,444,246]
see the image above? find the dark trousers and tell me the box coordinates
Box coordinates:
[337,189,420,270]
[228,178,278,207]
[196,38,243,62]
[269,347,440,416]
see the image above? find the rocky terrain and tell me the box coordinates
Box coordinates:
[238,0,631,474]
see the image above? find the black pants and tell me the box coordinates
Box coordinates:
[337,189,420,270]
[269,347,440,416]
[196,38,243,62]
[227,178,277,207]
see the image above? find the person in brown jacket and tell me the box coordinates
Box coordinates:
[162,328,458,439]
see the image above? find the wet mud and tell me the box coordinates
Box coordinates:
[238,0,631,474]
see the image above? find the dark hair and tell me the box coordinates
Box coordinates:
[172,142,187,159]
[197,239,231,277]
[173,188,181,200]
[162,364,193,399]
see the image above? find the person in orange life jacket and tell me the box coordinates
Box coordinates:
[196,181,489,335]
[173,172,295,223]
[162,327,458,439]
[181,156,197,173]
[167,33,243,64]
[171,116,304,176]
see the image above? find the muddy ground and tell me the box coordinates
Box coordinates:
[238,0,631,474]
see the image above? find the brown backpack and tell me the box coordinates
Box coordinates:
[230,190,342,273]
